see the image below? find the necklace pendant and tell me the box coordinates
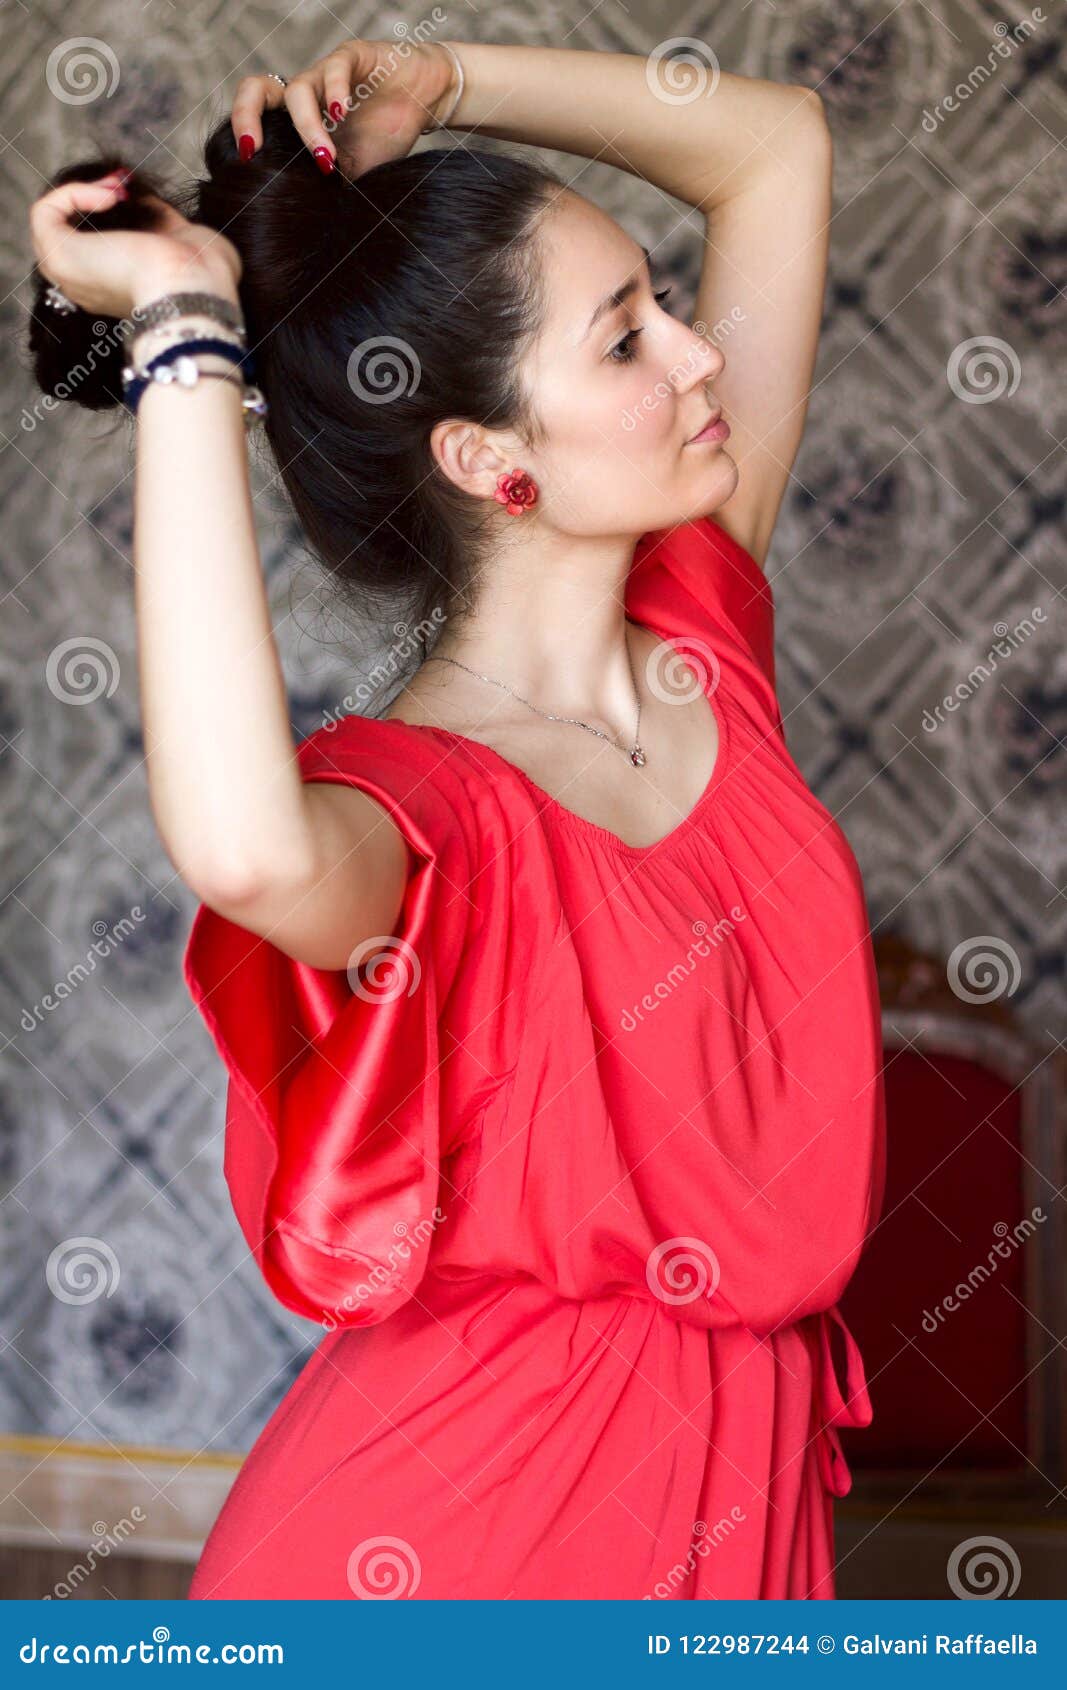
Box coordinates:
[630,744,646,768]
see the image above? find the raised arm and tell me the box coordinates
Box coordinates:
[435,42,831,571]
[128,261,410,970]
[236,38,829,572]
[28,175,409,971]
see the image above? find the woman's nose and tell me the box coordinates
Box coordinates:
[673,328,723,393]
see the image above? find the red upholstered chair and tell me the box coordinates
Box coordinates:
[838,934,1067,1506]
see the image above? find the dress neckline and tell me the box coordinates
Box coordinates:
[381,622,730,861]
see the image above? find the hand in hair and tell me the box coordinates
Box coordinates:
[28,164,240,324]
[230,38,458,180]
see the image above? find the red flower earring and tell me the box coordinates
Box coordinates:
[492,467,538,515]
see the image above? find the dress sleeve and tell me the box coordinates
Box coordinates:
[626,514,783,739]
[182,717,484,1332]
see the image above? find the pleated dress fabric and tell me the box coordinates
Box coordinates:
[183,515,886,1601]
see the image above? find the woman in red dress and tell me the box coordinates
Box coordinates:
[29,35,883,1599]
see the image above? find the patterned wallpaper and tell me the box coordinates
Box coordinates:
[0,0,1063,1457]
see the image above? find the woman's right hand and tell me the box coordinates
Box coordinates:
[29,172,242,320]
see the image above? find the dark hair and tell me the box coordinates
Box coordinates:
[27,109,565,632]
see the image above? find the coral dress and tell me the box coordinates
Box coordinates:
[183,514,885,1601]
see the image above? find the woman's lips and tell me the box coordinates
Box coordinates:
[687,416,731,445]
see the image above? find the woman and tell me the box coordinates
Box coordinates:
[28,36,884,1600]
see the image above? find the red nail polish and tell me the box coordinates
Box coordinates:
[312,146,335,175]
[113,166,132,184]
[329,101,344,124]
[238,133,255,161]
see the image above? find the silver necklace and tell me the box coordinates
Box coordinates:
[424,639,647,767]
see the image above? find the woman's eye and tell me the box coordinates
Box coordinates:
[608,287,675,364]
[609,330,641,364]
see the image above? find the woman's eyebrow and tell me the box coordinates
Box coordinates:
[580,245,653,343]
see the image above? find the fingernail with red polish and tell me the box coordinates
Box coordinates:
[238,133,256,161]
[329,101,345,124]
[313,146,335,175]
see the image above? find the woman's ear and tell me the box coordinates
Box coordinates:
[429,417,516,501]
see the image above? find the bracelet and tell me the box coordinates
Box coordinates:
[419,42,465,134]
[126,318,246,364]
[122,337,260,417]
[123,334,249,387]
[127,356,269,426]
[130,290,245,338]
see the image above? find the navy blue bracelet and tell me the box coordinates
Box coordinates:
[121,337,257,416]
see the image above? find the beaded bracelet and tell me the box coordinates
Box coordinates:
[121,337,264,421]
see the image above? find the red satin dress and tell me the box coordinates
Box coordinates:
[183,515,885,1601]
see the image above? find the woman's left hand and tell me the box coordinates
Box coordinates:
[230,39,458,179]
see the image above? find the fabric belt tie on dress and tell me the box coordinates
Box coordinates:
[810,1304,873,1497]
